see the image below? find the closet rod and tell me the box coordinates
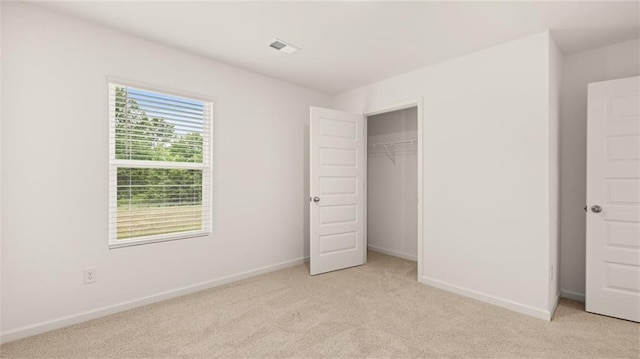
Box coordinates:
[368,139,416,147]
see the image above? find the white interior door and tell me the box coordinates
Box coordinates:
[310,106,365,275]
[586,76,640,322]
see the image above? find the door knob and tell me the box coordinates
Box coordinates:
[313,196,320,203]
[591,205,602,213]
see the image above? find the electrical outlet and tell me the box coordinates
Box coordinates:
[83,268,96,284]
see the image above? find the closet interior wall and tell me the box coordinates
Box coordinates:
[367,107,418,261]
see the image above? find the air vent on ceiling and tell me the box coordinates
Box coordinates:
[269,38,300,54]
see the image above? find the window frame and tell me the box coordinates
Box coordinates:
[107,77,214,249]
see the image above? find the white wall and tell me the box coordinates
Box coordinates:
[332,32,557,319]
[559,39,640,302]
[367,108,418,261]
[0,3,330,341]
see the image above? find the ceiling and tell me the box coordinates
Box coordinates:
[34,1,640,94]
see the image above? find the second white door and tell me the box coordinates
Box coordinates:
[586,76,640,322]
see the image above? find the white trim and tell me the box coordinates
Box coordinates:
[561,289,585,302]
[363,113,368,265]
[368,245,417,262]
[0,256,307,344]
[364,100,420,117]
[107,76,216,104]
[108,230,209,249]
[416,99,423,282]
[363,98,424,282]
[420,275,553,321]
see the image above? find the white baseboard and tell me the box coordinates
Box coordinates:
[368,245,417,262]
[560,289,585,302]
[0,256,308,344]
[420,276,552,321]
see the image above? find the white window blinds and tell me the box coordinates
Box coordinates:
[108,82,212,247]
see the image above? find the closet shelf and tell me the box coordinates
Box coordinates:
[368,139,417,165]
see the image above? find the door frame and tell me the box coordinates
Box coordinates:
[363,98,424,280]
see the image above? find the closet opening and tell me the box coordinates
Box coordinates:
[365,105,420,276]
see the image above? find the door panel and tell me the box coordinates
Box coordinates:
[586,76,640,322]
[310,107,365,275]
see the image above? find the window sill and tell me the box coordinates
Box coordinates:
[109,230,210,249]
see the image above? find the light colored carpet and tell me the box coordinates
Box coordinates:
[1,251,639,358]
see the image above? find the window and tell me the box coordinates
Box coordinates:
[108,81,212,248]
